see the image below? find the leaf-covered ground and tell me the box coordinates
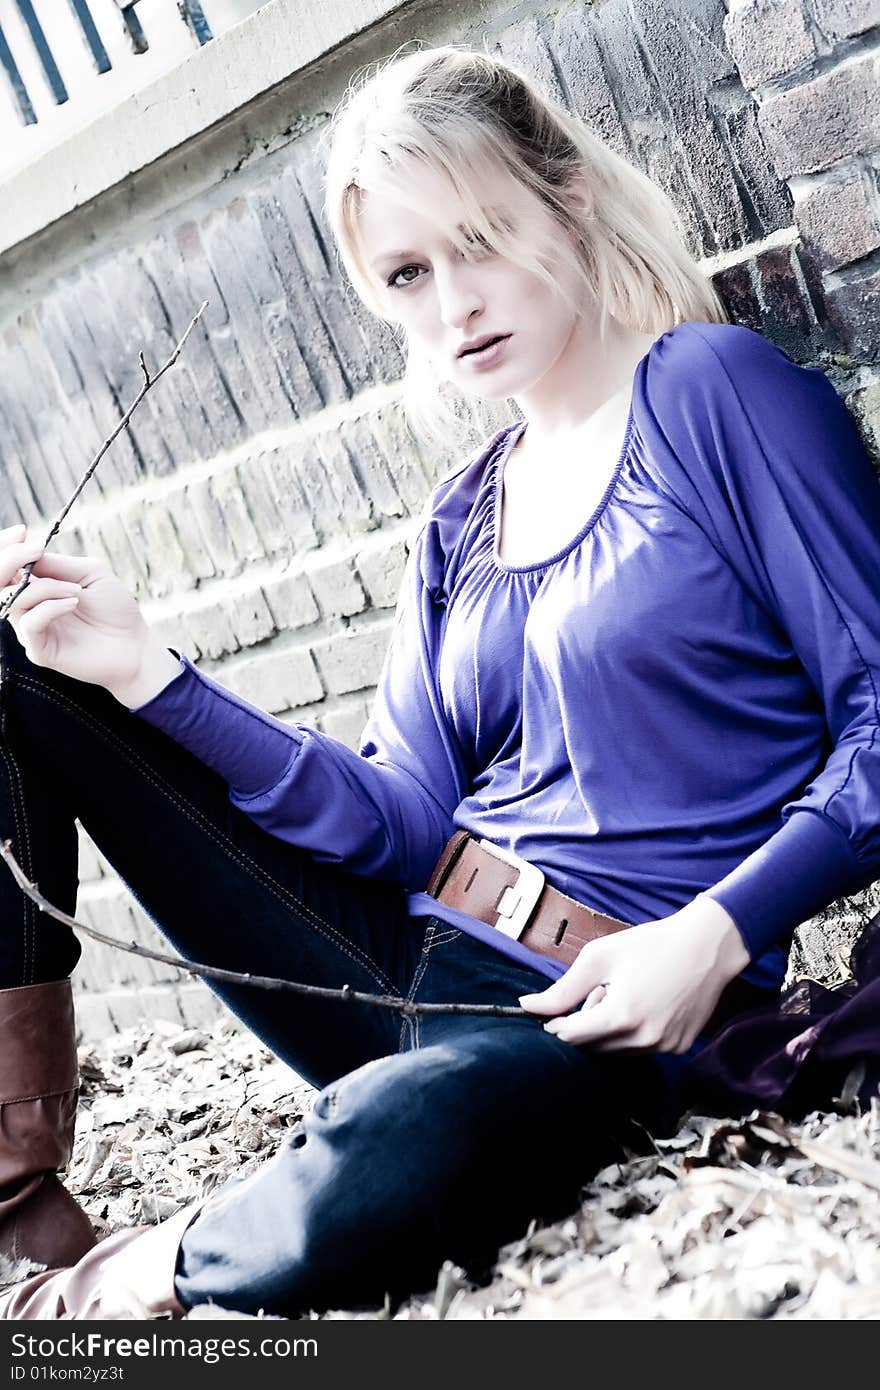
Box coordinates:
[7,1016,873,1320]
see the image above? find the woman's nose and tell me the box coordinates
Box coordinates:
[435,263,484,329]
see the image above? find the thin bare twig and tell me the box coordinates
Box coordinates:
[0,302,209,623]
[0,840,525,1020]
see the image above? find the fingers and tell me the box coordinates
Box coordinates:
[23,552,103,583]
[3,576,82,621]
[0,529,104,595]
[0,536,45,591]
[544,982,610,1041]
[544,995,631,1047]
[16,594,79,642]
[517,942,607,1016]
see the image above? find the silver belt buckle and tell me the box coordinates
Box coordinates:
[478,839,545,940]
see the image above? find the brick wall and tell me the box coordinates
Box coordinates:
[0,0,877,1036]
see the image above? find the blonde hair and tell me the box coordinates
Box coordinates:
[321,44,726,454]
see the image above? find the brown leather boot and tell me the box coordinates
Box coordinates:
[0,979,96,1271]
[0,1206,197,1318]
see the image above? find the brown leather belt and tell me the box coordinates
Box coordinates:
[425,830,775,1038]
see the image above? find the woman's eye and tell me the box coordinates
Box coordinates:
[387,264,423,289]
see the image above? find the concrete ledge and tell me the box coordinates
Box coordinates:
[74,981,226,1041]
[0,0,411,258]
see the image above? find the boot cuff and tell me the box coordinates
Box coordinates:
[0,980,78,1101]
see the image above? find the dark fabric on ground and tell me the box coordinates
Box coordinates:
[684,911,880,1118]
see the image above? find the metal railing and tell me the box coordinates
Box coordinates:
[0,1,223,126]
[0,1,268,178]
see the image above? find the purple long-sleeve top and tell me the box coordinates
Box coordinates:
[134,322,880,991]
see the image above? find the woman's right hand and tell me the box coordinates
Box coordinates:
[0,523,177,703]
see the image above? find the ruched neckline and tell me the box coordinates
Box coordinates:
[489,407,637,575]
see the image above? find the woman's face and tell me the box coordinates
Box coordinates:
[355,169,588,402]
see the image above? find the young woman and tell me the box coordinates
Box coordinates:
[0,45,878,1320]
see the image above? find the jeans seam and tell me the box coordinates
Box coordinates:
[15,675,396,995]
[0,743,35,986]
[424,930,460,946]
[399,923,435,1051]
[399,922,461,1051]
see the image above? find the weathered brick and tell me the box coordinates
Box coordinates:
[189,216,282,438]
[812,0,880,39]
[133,247,221,464]
[567,0,792,254]
[261,570,319,631]
[224,645,323,713]
[283,137,406,393]
[308,560,367,619]
[0,401,47,527]
[42,283,141,493]
[824,262,880,357]
[116,512,163,599]
[47,526,86,558]
[165,489,218,583]
[138,505,198,597]
[95,513,152,597]
[71,272,169,481]
[185,475,242,575]
[100,252,200,477]
[234,455,286,555]
[319,699,371,750]
[75,896,166,991]
[712,242,821,350]
[312,623,393,696]
[23,302,111,506]
[338,414,405,522]
[0,330,73,516]
[150,613,191,656]
[76,982,222,1038]
[355,538,408,609]
[712,260,765,333]
[225,196,315,421]
[248,177,350,413]
[210,466,267,566]
[758,53,880,178]
[311,435,372,537]
[143,226,246,457]
[848,379,880,458]
[494,14,567,107]
[184,602,240,661]
[72,992,116,1041]
[227,588,277,648]
[101,986,190,1033]
[174,983,226,1030]
[10,310,86,505]
[259,449,321,557]
[723,0,816,89]
[367,408,433,516]
[753,243,818,353]
[795,172,880,270]
[531,11,628,154]
[201,202,298,429]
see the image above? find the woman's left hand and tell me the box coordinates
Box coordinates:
[517,895,750,1053]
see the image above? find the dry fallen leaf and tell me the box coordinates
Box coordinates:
[24,1018,871,1320]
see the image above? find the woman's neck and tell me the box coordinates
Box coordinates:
[513,311,659,448]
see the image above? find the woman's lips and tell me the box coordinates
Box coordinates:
[458,334,512,369]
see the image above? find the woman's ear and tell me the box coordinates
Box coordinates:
[564,173,593,219]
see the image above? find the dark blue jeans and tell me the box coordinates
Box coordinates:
[0,621,677,1316]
